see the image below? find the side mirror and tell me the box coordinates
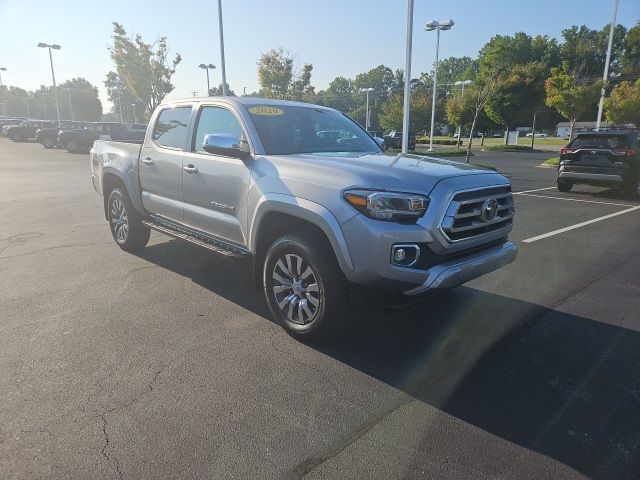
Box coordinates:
[202,133,248,158]
[374,136,386,151]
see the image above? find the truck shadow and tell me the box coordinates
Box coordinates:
[137,239,640,479]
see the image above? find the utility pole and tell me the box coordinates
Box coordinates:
[596,0,619,130]
[0,67,6,116]
[401,0,414,154]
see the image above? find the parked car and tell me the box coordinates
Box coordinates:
[525,132,549,138]
[58,122,147,152]
[90,97,518,340]
[5,120,57,142]
[2,118,30,137]
[557,131,639,197]
[36,121,87,148]
[383,130,416,150]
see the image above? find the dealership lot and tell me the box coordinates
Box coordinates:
[1,142,639,479]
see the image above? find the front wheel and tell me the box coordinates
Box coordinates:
[263,234,348,342]
[42,138,55,148]
[557,180,573,192]
[65,141,79,153]
[10,133,21,142]
[107,188,150,252]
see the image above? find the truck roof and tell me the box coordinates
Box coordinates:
[165,96,334,111]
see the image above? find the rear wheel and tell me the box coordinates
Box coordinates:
[42,138,55,148]
[263,234,348,342]
[557,180,573,192]
[65,141,79,153]
[107,188,150,252]
[10,133,21,142]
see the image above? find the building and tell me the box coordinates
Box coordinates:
[555,121,611,138]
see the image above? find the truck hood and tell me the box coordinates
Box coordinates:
[262,152,501,195]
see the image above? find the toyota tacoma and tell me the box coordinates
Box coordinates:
[90,97,517,340]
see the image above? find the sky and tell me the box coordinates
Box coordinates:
[0,0,638,113]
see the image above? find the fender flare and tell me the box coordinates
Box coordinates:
[101,165,146,217]
[249,193,354,273]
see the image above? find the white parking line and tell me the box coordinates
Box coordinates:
[523,206,640,243]
[513,186,557,195]
[517,193,636,207]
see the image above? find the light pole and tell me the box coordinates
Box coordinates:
[217,0,228,96]
[361,87,374,130]
[0,67,6,116]
[37,43,62,126]
[199,63,216,95]
[64,87,74,121]
[401,0,414,154]
[425,19,454,152]
[596,0,619,130]
[131,104,137,124]
[40,92,47,120]
[453,79,472,147]
[24,97,30,117]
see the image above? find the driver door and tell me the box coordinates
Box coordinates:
[181,104,252,247]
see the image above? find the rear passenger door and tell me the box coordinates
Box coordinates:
[139,105,193,222]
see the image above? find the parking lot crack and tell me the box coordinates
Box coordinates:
[96,365,167,479]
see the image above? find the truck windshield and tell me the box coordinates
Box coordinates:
[247,104,381,155]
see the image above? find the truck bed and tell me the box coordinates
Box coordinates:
[90,140,142,198]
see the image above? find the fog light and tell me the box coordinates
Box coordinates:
[391,244,420,267]
[394,249,406,262]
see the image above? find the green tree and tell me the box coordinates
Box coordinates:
[378,92,431,135]
[478,32,560,78]
[561,24,627,79]
[257,48,314,101]
[437,56,478,86]
[59,78,102,121]
[545,67,602,138]
[483,62,548,136]
[316,76,356,112]
[621,22,640,78]
[108,22,182,118]
[104,71,140,122]
[209,83,236,96]
[604,80,640,125]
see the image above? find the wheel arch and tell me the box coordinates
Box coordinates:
[250,195,354,278]
[101,167,146,220]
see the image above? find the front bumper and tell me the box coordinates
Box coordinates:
[402,241,517,295]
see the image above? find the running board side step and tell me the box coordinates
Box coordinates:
[142,219,250,258]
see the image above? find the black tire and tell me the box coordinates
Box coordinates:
[557,180,572,192]
[10,133,21,142]
[107,188,150,252]
[65,141,79,153]
[42,138,55,149]
[263,234,348,342]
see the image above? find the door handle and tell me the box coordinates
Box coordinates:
[183,164,198,174]
[142,157,154,165]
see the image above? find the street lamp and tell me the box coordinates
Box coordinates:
[217,0,228,96]
[453,79,472,146]
[198,63,216,95]
[131,104,137,124]
[361,87,374,131]
[37,42,62,126]
[596,0,619,130]
[0,67,6,116]
[425,19,454,152]
[114,77,125,123]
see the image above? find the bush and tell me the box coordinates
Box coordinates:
[482,144,533,152]
[416,137,458,145]
[544,157,560,166]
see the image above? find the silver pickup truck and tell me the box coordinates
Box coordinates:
[90,97,517,340]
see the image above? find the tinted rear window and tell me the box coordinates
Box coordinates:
[152,107,191,149]
[570,135,629,149]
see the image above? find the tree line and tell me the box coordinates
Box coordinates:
[1,20,637,133]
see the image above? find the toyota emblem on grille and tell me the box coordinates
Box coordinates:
[482,198,499,222]
[591,150,596,154]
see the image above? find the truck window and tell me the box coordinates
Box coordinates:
[193,106,244,153]
[152,106,192,150]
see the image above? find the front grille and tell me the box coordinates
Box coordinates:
[440,186,514,242]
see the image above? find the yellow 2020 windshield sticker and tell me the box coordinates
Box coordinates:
[249,106,284,116]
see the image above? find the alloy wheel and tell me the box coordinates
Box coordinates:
[272,253,320,325]
[110,198,129,242]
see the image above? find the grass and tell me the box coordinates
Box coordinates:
[387,147,471,157]
[544,157,560,166]
[417,136,568,147]
[482,144,533,152]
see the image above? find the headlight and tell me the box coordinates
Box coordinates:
[343,190,429,221]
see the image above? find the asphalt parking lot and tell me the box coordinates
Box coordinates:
[1,141,639,479]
